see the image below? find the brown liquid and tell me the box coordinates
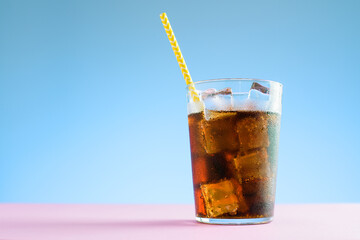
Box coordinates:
[188,110,281,219]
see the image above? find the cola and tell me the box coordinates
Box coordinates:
[188,109,281,219]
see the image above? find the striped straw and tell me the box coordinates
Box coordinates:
[160,13,200,102]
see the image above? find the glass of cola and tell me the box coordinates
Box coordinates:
[187,78,283,225]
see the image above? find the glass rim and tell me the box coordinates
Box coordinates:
[186,78,283,89]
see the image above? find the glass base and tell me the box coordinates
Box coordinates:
[196,216,273,225]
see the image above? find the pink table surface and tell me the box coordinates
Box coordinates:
[0,204,359,240]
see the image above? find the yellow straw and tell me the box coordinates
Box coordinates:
[160,13,200,102]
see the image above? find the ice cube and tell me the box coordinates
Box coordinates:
[236,115,269,151]
[202,88,233,113]
[217,87,232,95]
[233,149,274,212]
[202,111,239,154]
[200,179,248,217]
[204,109,237,121]
[233,148,271,180]
[187,100,205,115]
[248,89,270,101]
[247,82,270,110]
[201,88,217,100]
[250,82,269,94]
[201,88,232,100]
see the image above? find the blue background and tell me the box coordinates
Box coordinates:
[1,0,359,204]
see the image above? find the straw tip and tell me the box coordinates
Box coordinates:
[160,12,166,17]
